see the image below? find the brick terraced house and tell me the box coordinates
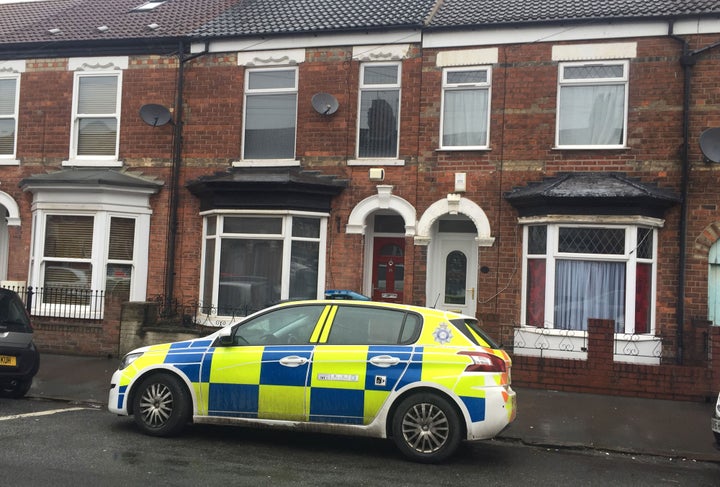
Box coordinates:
[1,0,720,400]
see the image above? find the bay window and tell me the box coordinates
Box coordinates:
[523,223,655,334]
[34,211,142,315]
[201,212,326,317]
[556,60,628,148]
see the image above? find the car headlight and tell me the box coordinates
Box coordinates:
[716,393,720,417]
[118,351,144,371]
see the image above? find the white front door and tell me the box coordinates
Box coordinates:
[432,235,478,316]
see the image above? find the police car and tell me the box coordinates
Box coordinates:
[108,300,516,463]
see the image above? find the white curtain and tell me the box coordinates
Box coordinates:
[559,85,624,145]
[443,89,488,147]
[554,260,626,331]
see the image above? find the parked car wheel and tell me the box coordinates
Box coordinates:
[391,392,462,463]
[0,378,32,398]
[132,373,190,437]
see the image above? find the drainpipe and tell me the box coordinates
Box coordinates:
[164,41,208,313]
[164,41,185,313]
[676,39,693,365]
[670,25,720,364]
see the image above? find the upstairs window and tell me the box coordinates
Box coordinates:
[357,63,400,158]
[71,73,121,160]
[440,67,491,149]
[242,67,298,160]
[556,61,628,148]
[0,75,19,158]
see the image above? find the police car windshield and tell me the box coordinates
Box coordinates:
[451,318,501,349]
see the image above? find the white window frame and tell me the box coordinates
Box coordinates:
[353,61,402,163]
[66,58,126,167]
[240,66,299,165]
[439,66,491,150]
[199,210,327,325]
[555,60,629,149]
[0,70,21,164]
[28,209,148,319]
[521,222,657,335]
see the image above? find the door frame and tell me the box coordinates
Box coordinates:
[427,233,479,316]
[370,236,405,302]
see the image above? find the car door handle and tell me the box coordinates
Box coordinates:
[369,355,401,367]
[279,356,308,367]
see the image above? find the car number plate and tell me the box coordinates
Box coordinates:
[0,355,17,367]
[712,418,720,434]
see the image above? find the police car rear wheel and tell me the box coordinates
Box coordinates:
[391,393,461,463]
[132,373,190,437]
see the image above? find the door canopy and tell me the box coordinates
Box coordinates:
[504,172,681,218]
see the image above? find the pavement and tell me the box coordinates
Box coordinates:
[26,353,720,463]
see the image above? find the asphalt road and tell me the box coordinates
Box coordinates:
[1,397,718,486]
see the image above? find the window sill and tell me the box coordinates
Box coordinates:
[347,158,405,166]
[232,159,301,167]
[436,147,491,152]
[62,159,123,168]
[552,145,629,151]
[0,158,20,166]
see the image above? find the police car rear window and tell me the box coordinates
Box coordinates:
[326,306,421,345]
[451,318,500,349]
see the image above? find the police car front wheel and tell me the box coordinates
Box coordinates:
[132,373,191,437]
[391,393,462,463]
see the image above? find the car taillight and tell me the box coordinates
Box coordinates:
[458,351,507,373]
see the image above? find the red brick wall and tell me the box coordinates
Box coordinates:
[511,319,715,401]
[4,36,720,395]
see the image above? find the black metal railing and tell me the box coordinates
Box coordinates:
[1,285,105,321]
[149,295,269,328]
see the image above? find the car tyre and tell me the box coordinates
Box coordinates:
[391,392,462,463]
[132,373,191,437]
[0,378,33,399]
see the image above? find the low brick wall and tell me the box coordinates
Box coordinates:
[117,301,206,356]
[511,319,717,402]
[32,293,124,358]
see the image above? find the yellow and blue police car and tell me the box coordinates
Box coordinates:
[108,300,516,463]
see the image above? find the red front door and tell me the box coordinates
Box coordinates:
[372,237,404,303]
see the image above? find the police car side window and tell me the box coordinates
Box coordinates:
[326,306,409,345]
[233,305,325,346]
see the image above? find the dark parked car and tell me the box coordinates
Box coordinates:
[0,288,40,398]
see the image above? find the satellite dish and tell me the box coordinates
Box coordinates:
[311,93,339,116]
[699,127,720,163]
[139,104,172,127]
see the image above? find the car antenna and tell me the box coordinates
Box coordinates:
[432,293,441,309]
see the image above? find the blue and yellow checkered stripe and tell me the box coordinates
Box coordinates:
[198,345,423,425]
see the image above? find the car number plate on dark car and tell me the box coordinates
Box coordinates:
[0,355,17,366]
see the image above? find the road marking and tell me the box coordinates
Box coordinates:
[0,407,88,421]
